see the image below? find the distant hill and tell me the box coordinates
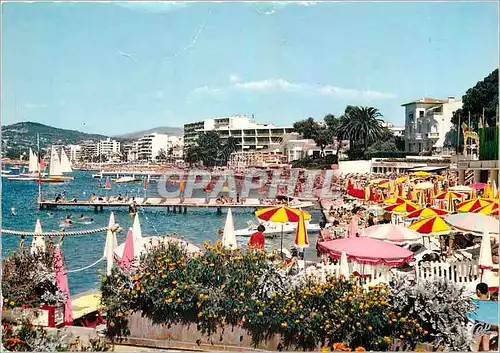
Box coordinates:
[2,122,109,158]
[115,126,183,140]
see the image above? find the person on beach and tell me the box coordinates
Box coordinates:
[366,212,376,227]
[473,283,495,351]
[248,224,265,250]
[347,207,361,238]
[317,221,332,263]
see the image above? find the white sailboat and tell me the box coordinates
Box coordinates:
[60,148,73,173]
[35,146,71,183]
[11,148,44,181]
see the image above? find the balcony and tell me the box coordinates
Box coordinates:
[427,132,439,139]
[414,133,423,140]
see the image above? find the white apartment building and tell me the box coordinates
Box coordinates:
[403,97,463,153]
[64,144,82,162]
[137,133,184,161]
[183,115,294,152]
[382,122,405,138]
[97,138,121,157]
[279,133,341,162]
[123,141,140,162]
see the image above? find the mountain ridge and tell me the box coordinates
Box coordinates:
[114,126,183,140]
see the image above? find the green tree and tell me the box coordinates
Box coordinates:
[156,148,168,162]
[340,106,386,150]
[293,117,333,157]
[184,145,202,165]
[219,136,240,164]
[196,131,221,167]
[451,68,498,129]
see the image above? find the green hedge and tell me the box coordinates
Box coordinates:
[101,242,439,351]
[479,126,499,160]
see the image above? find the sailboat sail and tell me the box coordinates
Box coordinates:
[49,146,63,176]
[60,148,73,173]
[28,148,39,173]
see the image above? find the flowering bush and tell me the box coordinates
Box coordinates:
[389,276,476,351]
[1,320,112,351]
[101,241,432,351]
[2,247,66,309]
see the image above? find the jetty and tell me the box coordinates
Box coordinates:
[38,197,315,213]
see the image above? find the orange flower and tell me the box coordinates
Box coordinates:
[332,343,345,351]
[355,347,366,352]
[320,347,329,352]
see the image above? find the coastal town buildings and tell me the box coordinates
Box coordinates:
[183,115,294,152]
[64,144,82,162]
[403,97,462,154]
[137,133,183,161]
[80,140,98,161]
[97,138,121,158]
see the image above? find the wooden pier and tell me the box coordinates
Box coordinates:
[38,197,315,213]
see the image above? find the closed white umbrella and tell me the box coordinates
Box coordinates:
[103,212,118,275]
[222,208,237,250]
[478,227,493,282]
[339,251,350,279]
[132,213,143,240]
[30,219,46,254]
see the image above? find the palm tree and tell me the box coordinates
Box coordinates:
[342,106,385,150]
[220,136,240,165]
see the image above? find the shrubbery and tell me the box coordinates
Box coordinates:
[2,246,66,310]
[1,320,112,351]
[99,241,473,351]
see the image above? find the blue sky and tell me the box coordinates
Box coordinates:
[2,1,498,135]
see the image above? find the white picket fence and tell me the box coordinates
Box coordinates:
[306,259,481,287]
[305,262,392,286]
[415,259,480,285]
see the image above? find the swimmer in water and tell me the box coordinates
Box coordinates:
[47,212,54,218]
[64,215,73,225]
[11,207,16,216]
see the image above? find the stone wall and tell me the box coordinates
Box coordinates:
[125,312,281,351]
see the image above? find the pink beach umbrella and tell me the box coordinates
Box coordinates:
[361,224,422,244]
[317,237,415,266]
[120,229,135,270]
[53,246,73,325]
[469,182,488,190]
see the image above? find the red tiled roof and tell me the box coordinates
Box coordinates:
[401,98,448,106]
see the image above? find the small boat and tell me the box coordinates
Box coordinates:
[8,176,38,181]
[92,172,103,179]
[115,176,140,183]
[36,178,66,184]
[46,146,74,181]
[234,219,326,238]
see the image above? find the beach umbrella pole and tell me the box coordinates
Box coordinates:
[280,224,284,260]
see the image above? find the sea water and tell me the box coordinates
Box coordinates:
[1,170,321,295]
